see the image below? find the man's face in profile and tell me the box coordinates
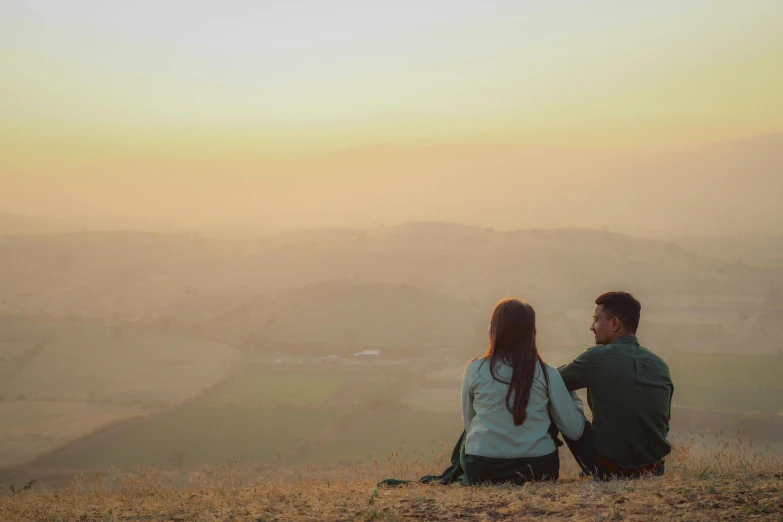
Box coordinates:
[590,304,615,345]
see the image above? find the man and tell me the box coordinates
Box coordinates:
[558,291,673,479]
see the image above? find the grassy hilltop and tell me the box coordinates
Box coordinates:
[1,434,781,521]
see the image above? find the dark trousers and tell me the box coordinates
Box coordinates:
[564,420,665,480]
[460,447,560,485]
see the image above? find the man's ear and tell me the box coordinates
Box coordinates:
[610,316,622,332]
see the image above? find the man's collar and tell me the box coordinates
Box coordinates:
[613,334,639,345]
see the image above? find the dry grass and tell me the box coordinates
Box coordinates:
[1,433,781,521]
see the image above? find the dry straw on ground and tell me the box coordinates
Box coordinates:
[1,433,781,521]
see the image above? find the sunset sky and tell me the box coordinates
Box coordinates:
[2,0,782,228]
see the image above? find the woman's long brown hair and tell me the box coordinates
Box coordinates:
[479,298,546,426]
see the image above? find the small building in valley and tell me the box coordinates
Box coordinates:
[353,349,381,357]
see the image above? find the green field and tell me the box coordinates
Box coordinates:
[673,386,781,413]
[19,353,783,475]
[44,407,335,470]
[30,365,416,473]
[671,354,783,390]
[670,354,783,412]
[202,373,345,408]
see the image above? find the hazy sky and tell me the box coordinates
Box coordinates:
[2,0,782,227]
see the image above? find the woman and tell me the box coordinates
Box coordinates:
[461,298,585,485]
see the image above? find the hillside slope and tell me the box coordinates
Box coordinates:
[2,457,780,521]
[1,223,766,319]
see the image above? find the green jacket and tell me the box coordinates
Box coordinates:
[558,335,673,467]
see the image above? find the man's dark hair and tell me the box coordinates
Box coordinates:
[595,291,641,333]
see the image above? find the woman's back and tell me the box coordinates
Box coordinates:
[462,358,584,459]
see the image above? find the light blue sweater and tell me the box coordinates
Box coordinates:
[462,358,585,459]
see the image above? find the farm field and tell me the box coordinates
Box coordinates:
[0,401,145,468]
[670,353,783,390]
[415,353,783,414]
[37,407,335,471]
[8,362,447,476]
[669,354,783,413]
[12,349,783,482]
[202,373,345,409]
[0,317,238,472]
[5,348,783,482]
[2,328,234,405]
[16,365,353,472]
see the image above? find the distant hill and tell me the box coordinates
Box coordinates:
[0,223,770,320]
[666,232,783,267]
[0,315,232,406]
[1,223,780,358]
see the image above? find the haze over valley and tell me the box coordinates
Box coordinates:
[1,201,782,486]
